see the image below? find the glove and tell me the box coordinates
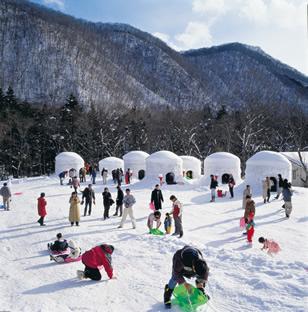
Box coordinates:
[93,201,96,205]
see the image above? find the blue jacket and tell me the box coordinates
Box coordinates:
[282,188,292,202]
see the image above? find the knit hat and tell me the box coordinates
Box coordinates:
[248,213,255,219]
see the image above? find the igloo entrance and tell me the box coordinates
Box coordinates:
[138,170,145,180]
[222,173,230,184]
[166,172,176,185]
[186,170,193,179]
[270,177,277,192]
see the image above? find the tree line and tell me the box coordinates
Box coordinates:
[0,86,307,179]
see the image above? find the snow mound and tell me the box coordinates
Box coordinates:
[55,152,84,175]
[99,157,124,175]
[180,156,202,179]
[123,151,149,180]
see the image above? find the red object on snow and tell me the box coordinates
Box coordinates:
[217,190,223,197]
[14,192,23,195]
[240,217,246,228]
[125,173,129,184]
[159,176,163,186]
[149,203,155,211]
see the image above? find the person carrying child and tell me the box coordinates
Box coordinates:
[258,237,281,255]
[147,211,162,233]
[48,233,68,253]
[77,244,117,281]
[164,213,172,234]
[50,240,81,263]
[246,212,255,245]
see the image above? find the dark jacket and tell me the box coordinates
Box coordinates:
[210,177,218,189]
[116,189,124,205]
[82,188,95,201]
[172,246,209,285]
[102,191,112,205]
[50,239,68,252]
[282,188,292,202]
[58,171,66,179]
[244,200,255,219]
[151,189,164,209]
[278,177,283,188]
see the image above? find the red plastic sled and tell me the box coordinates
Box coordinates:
[51,249,68,255]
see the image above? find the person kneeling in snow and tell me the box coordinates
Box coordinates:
[50,240,81,262]
[258,237,281,255]
[77,244,117,281]
[147,211,162,233]
[48,233,68,253]
[164,246,209,309]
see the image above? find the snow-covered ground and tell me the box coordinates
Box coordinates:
[0,176,307,312]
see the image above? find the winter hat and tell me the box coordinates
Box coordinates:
[194,259,207,276]
[40,192,45,197]
[258,237,265,243]
[248,213,255,219]
[100,244,114,254]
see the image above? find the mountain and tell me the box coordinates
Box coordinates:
[1,0,307,111]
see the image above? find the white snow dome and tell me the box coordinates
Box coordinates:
[245,151,291,190]
[204,152,241,184]
[145,151,183,184]
[55,152,84,175]
[180,156,201,180]
[99,157,124,175]
[123,151,149,180]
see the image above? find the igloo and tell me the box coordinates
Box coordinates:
[204,152,241,185]
[245,151,291,192]
[55,152,84,175]
[123,151,149,180]
[98,157,124,176]
[180,156,201,180]
[145,151,183,184]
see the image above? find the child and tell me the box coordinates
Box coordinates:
[147,211,161,233]
[246,212,255,245]
[50,240,81,262]
[258,237,281,255]
[164,213,172,234]
[48,233,68,253]
[77,244,117,281]
[37,193,47,226]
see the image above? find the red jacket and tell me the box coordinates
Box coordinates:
[37,197,47,216]
[82,245,113,279]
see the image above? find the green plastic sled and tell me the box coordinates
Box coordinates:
[172,284,208,311]
[150,229,164,236]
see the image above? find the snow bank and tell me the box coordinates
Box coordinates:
[55,152,84,175]
[180,156,202,179]
[99,157,124,175]
[123,151,149,180]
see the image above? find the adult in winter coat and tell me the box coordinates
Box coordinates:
[102,187,112,220]
[58,171,67,185]
[0,182,11,211]
[242,185,252,209]
[91,168,97,184]
[262,177,271,203]
[118,189,136,229]
[228,174,235,198]
[282,179,293,219]
[72,177,80,193]
[164,245,210,309]
[82,184,96,216]
[101,168,108,184]
[275,174,283,199]
[169,195,183,238]
[244,195,255,222]
[117,168,123,186]
[77,244,117,281]
[69,192,81,226]
[151,184,164,210]
[37,193,47,226]
[114,185,123,217]
[210,175,218,202]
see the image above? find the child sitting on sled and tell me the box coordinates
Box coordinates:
[147,211,162,233]
[164,213,172,234]
[48,233,68,253]
[246,213,255,245]
[50,240,81,262]
[258,237,282,255]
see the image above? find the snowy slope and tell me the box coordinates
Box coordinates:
[0,176,307,312]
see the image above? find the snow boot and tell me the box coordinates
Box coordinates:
[210,196,215,202]
[164,284,173,309]
[178,232,183,238]
[77,270,85,280]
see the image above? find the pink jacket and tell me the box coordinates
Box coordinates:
[147,213,161,229]
[264,239,281,254]
[72,178,80,188]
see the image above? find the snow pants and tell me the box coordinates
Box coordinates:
[285,201,292,216]
[174,216,183,235]
[120,207,136,228]
[83,261,102,281]
[247,228,254,243]
[103,204,110,219]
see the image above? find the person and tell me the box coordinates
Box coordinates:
[83,167,87,182]
[117,168,123,186]
[242,185,252,209]
[246,212,255,245]
[209,175,218,202]
[85,163,90,172]
[147,211,162,233]
[228,174,235,198]
[69,168,77,179]
[50,240,81,262]
[48,233,68,253]
[169,195,183,238]
[69,192,81,226]
[0,182,11,211]
[102,187,112,220]
[282,179,293,219]
[114,185,123,217]
[275,174,283,199]
[118,189,136,229]
[81,184,96,216]
[262,177,271,203]
[164,213,172,234]
[77,244,117,281]
[72,176,80,193]
[91,168,97,184]
[101,167,108,184]
[125,168,132,184]
[58,170,67,185]
[37,192,47,226]
[164,245,210,309]
[243,195,255,235]
[119,168,124,183]
[258,237,282,255]
[151,184,164,210]
[112,169,117,184]
[79,167,85,183]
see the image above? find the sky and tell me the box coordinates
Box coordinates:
[30,0,308,75]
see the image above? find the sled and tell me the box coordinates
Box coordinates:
[50,249,68,255]
[50,254,82,263]
[13,192,23,195]
[149,203,155,211]
[239,217,246,228]
[172,284,208,311]
[150,229,164,236]
[0,205,4,209]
